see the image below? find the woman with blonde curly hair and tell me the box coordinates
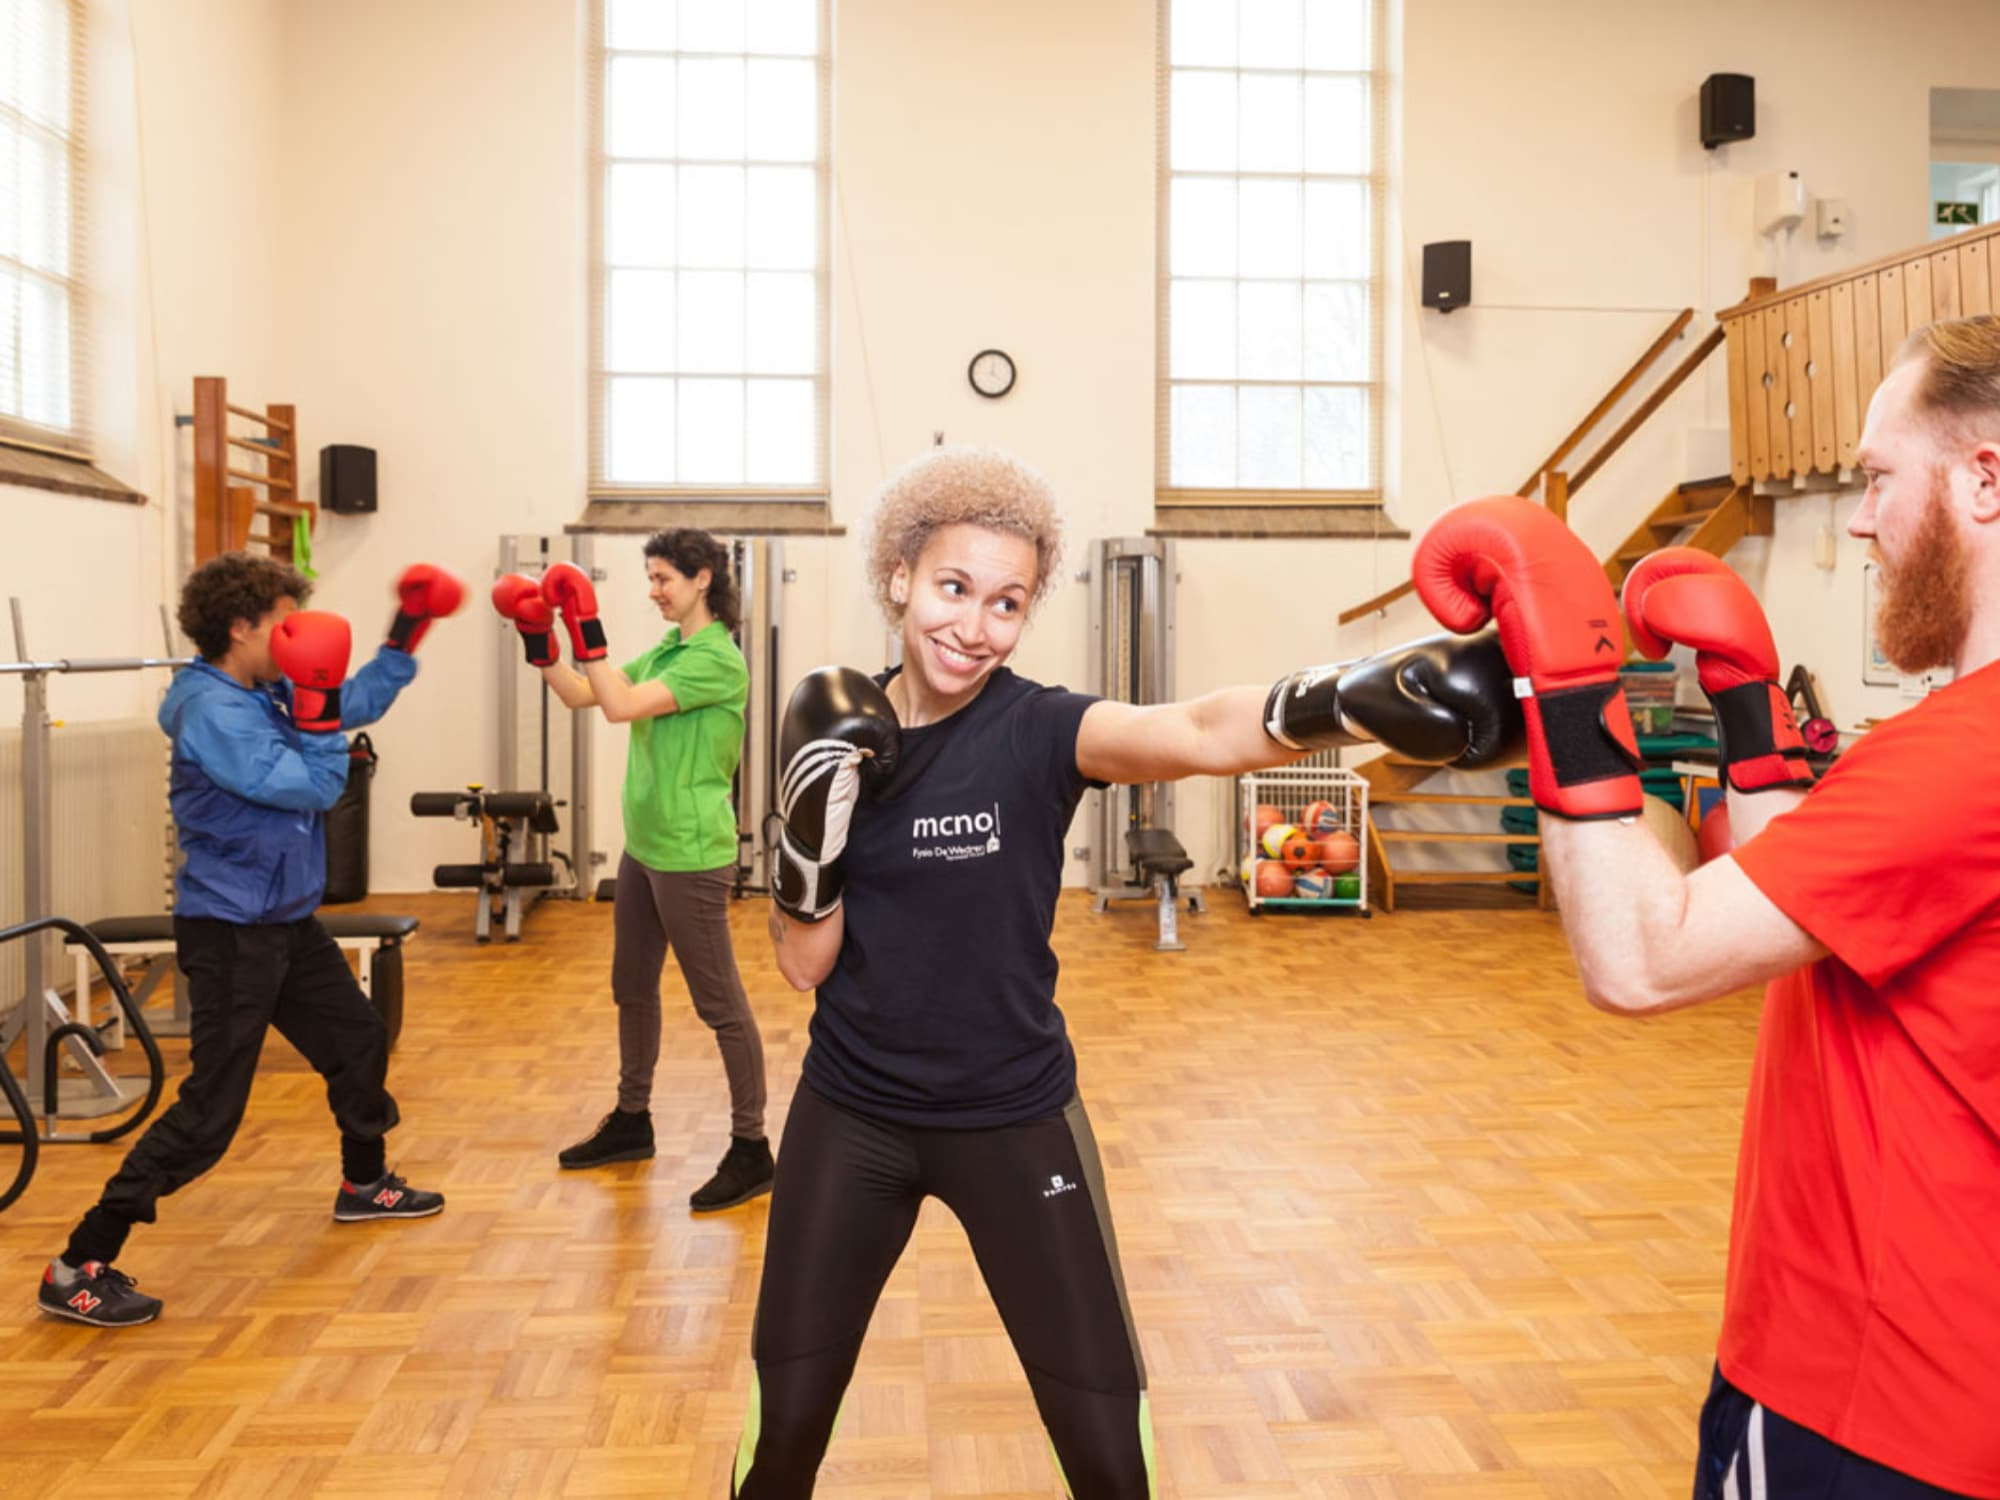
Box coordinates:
[729,447,1523,1497]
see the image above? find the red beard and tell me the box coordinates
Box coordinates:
[1874,476,1973,674]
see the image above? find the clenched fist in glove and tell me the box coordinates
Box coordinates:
[1412,494,1643,819]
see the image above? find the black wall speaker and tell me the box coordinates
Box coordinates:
[1422,240,1471,314]
[320,444,377,515]
[1701,73,1755,149]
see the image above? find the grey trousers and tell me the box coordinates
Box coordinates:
[611,853,766,1139]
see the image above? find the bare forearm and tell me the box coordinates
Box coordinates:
[768,901,842,991]
[1721,784,1807,843]
[580,660,639,721]
[541,663,594,709]
[1540,819,1709,1014]
[1184,685,1314,775]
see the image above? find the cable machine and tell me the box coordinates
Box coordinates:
[1084,538,1205,951]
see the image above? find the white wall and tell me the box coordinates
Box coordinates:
[1,0,286,731]
[1390,0,2000,758]
[21,0,2000,893]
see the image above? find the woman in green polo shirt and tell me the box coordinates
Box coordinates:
[537,529,771,1211]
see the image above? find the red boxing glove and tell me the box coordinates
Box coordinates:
[387,563,466,654]
[492,574,559,668]
[1413,494,1642,819]
[540,561,607,663]
[1621,547,1813,794]
[271,610,352,732]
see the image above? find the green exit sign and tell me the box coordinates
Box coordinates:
[1937,201,1980,226]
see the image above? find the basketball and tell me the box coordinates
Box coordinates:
[1300,800,1341,837]
[1314,830,1361,874]
[1253,860,1295,898]
[1292,868,1334,899]
[1246,803,1285,837]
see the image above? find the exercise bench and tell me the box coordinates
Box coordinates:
[68,913,419,1047]
[1092,826,1206,952]
[411,787,571,942]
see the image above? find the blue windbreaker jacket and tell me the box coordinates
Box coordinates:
[160,647,417,924]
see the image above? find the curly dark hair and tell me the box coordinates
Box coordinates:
[642,528,740,631]
[178,552,312,660]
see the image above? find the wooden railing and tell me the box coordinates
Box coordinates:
[1338,305,1721,624]
[1721,220,2000,486]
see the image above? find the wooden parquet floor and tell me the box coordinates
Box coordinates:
[0,888,1760,1499]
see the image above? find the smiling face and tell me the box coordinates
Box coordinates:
[645,555,710,627]
[890,523,1038,710]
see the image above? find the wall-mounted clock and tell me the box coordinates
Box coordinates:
[968,348,1016,399]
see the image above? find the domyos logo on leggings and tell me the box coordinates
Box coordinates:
[909,802,1003,862]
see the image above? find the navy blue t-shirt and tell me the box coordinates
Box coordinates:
[801,667,1102,1127]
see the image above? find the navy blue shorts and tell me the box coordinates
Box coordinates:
[1695,1367,1975,1499]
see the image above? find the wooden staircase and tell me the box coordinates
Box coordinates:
[1602,476,1772,590]
[1333,293,1782,911]
[1353,756,1545,912]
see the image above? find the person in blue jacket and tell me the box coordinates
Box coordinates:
[37,553,449,1329]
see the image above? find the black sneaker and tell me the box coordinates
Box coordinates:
[689,1135,775,1213]
[38,1260,163,1328]
[333,1172,446,1223]
[558,1108,655,1170]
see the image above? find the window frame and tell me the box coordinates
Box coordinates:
[0,0,89,461]
[586,0,833,503]
[1155,0,1385,510]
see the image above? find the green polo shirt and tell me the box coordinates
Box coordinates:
[620,622,748,873]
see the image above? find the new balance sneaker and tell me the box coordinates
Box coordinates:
[557,1107,655,1170]
[333,1172,446,1223]
[38,1259,163,1328]
[688,1135,775,1213]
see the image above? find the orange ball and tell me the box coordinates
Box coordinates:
[1247,803,1285,837]
[1314,830,1361,874]
[1254,860,1295,898]
[1261,824,1316,869]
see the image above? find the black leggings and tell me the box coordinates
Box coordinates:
[732,1085,1153,1498]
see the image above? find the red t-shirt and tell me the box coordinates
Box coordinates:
[1728,658,2000,1497]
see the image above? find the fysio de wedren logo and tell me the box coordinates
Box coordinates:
[909,802,1003,862]
[1042,1173,1079,1199]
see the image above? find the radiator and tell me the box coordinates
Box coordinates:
[0,718,170,1004]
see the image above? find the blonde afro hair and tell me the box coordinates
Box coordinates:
[864,447,1065,622]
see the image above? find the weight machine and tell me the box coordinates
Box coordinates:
[1084,538,1205,951]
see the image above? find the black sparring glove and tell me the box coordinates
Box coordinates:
[1263,628,1525,769]
[772,667,902,923]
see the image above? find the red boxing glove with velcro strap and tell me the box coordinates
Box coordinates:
[386,563,465,654]
[540,560,607,663]
[1621,546,1813,794]
[1412,493,1642,820]
[492,574,559,668]
[271,610,352,733]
